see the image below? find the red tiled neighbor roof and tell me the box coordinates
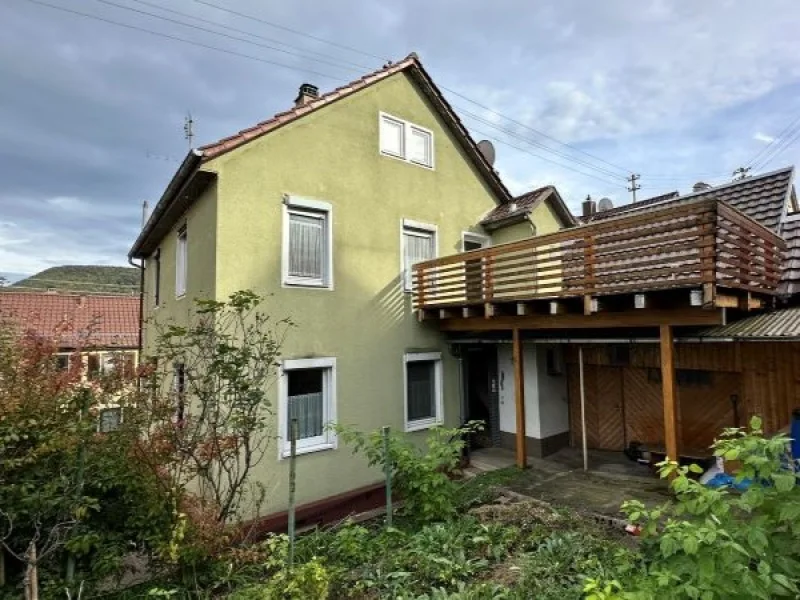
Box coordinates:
[0,291,139,349]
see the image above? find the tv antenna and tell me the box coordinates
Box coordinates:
[184,111,194,148]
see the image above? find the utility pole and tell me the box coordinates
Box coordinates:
[184,111,194,148]
[732,166,751,180]
[627,173,641,203]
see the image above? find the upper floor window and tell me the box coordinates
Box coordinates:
[402,219,437,292]
[379,113,434,169]
[282,196,333,289]
[176,227,187,298]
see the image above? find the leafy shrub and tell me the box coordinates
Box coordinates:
[623,416,800,599]
[515,531,637,600]
[336,421,483,523]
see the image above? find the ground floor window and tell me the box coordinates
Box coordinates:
[404,352,443,431]
[280,357,337,457]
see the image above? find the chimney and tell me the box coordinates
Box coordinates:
[582,195,596,218]
[294,83,319,107]
[693,181,712,192]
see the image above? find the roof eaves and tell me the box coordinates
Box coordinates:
[128,149,206,259]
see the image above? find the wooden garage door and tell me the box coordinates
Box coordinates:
[568,364,625,451]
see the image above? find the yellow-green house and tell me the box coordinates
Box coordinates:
[128,54,572,523]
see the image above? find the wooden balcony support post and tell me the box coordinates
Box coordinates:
[700,208,717,305]
[512,328,527,469]
[659,324,679,463]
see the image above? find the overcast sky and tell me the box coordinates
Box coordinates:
[2,0,800,279]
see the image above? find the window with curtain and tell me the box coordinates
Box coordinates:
[402,224,436,291]
[281,357,336,456]
[283,197,332,288]
[404,352,442,431]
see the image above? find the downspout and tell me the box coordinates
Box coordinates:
[128,256,144,359]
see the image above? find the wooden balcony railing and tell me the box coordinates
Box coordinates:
[413,198,785,311]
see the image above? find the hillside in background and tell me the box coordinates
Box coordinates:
[8,265,139,295]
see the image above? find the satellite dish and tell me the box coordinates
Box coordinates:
[598,197,614,212]
[476,140,496,166]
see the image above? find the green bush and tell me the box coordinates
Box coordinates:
[623,416,800,599]
[336,421,482,523]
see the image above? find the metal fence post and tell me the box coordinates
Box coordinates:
[382,426,392,528]
[288,417,298,570]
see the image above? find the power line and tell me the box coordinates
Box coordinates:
[752,123,800,171]
[467,126,627,190]
[90,0,366,74]
[194,0,389,62]
[20,0,348,81]
[441,85,633,176]
[128,0,372,71]
[747,111,800,169]
[189,0,638,179]
[458,108,626,184]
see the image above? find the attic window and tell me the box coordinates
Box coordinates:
[379,113,434,168]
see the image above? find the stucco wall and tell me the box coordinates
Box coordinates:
[497,344,569,441]
[192,71,502,514]
[489,198,566,246]
[141,183,217,348]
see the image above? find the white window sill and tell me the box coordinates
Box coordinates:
[282,280,333,290]
[175,294,186,300]
[281,441,336,459]
[405,418,441,433]
[380,151,434,170]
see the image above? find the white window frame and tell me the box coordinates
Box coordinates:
[403,352,443,432]
[281,195,334,290]
[461,231,491,252]
[379,112,435,169]
[401,218,438,293]
[175,227,187,298]
[278,357,337,458]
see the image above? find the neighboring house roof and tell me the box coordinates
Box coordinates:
[780,211,800,296]
[0,291,139,349]
[586,191,679,222]
[695,306,800,340]
[480,185,576,230]
[130,52,512,259]
[584,167,795,233]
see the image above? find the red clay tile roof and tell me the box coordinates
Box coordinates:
[0,291,139,349]
[130,53,511,259]
[480,185,576,229]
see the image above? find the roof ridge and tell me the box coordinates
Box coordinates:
[197,54,419,159]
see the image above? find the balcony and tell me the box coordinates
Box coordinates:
[413,197,785,329]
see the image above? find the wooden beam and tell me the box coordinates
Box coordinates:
[439,307,724,332]
[484,303,496,318]
[512,328,527,469]
[660,324,679,463]
[739,292,764,311]
[462,306,480,318]
[702,283,715,306]
[583,295,593,315]
[714,294,740,308]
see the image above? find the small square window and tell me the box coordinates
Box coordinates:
[379,113,434,169]
[280,358,337,457]
[404,352,443,431]
[379,115,405,158]
[408,126,432,167]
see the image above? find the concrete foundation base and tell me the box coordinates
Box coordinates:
[499,430,570,458]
